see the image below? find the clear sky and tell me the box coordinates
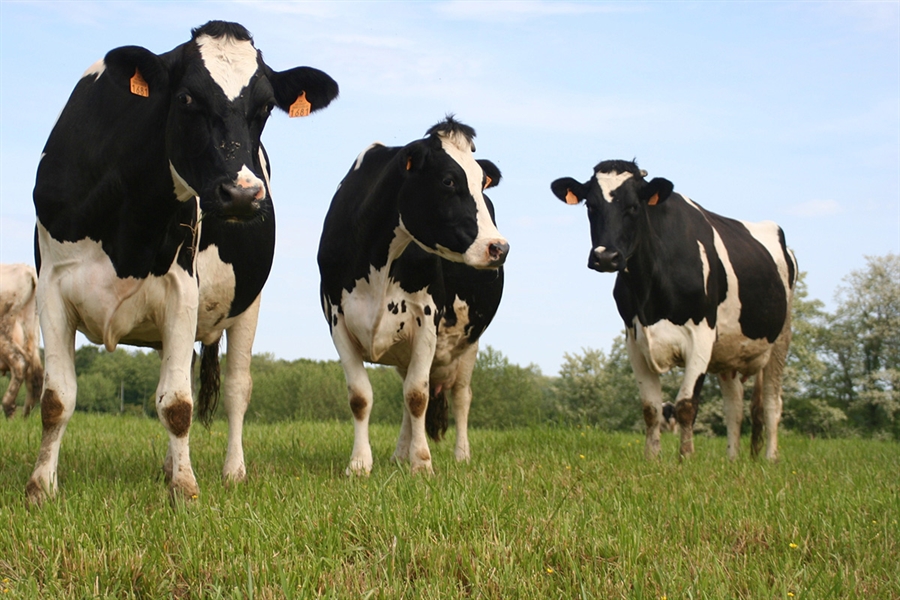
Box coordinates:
[1,1,898,375]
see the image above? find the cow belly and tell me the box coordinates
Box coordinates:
[707,333,772,376]
[196,245,236,344]
[338,269,436,366]
[431,297,474,385]
[632,318,715,374]
[37,227,196,350]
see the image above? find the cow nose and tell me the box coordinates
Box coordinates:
[218,182,260,218]
[588,248,620,272]
[488,241,510,266]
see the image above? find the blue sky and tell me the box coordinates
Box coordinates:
[1,1,898,374]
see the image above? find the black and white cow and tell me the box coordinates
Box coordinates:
[552,160,796,461]
[0,263,43,418]
[318,117,508,475]
[28,21,338,504]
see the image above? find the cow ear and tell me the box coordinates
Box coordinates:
[399,141,430,174]
[551,177,588,205]
[269,66,339,115]
[477,159,502,189]
[641,177,674,206]
[103,46,168,98]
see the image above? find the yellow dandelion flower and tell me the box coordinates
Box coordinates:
[579,454,585,459]
[565,465,571,470]
[788,593,794,598]
[546,567,554,574]
[872,520,877,524]
[789,543,798,549]
[191,494,198,500]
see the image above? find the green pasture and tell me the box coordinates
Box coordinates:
[1,414,897,598]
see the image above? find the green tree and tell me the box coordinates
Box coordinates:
[825,254,900,436]
[469,345,547,429]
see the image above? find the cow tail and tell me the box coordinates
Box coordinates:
[22,362,43,418]
[197,338,221,428]
[425,387,449,442]
[750,370,765,458]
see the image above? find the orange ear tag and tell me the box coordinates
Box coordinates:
[406,156,413,171]
[130,68,149,97]
[647,193,659,206]
[483,175,492,190]
[289,92,311,118]
[565,190,579,205]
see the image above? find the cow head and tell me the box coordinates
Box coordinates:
[551,160,673,272]
[100,21,338,221]
[396,117,509,269]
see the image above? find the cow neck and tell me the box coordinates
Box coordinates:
[620,202,668,318]
[354,163,413,274]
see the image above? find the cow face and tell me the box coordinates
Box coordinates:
[396,126,508,269]
[102,21,338,221]
[552,160,673,272]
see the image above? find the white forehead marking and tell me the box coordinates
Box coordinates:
[196,34,259,101]
[82,58,106,80]
[595,170,634,203]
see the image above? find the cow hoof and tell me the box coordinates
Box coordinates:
[454,447,471,462]
[345,460,372,477]
[25,478,51,506]
[168,481,200,507]
[222,467,247,486]
[3,404,15,419]
[410,461,434,475]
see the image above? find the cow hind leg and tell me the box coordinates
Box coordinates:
[333,325,375,475]
[719,372,744,460]
[23,354,44,418]
[1,350,26,418]
[450,343,478,462]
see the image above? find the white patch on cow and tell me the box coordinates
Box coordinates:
[81,59,106,80]
[196,244,237,345]
[235,164,266,200]
[697,240,710,296]
[196,33,259,101]
[432,296,473,374]
[354,142,383,171]
[436,133,507,268]
[34,221,198,352]
[170,161,198,202]
[741,220,792,287]
[257,148,272,197]
[632,316,715,375]
[595,170,633,203]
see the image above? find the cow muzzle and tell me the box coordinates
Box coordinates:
[217,181,262,220]
[588,247,621,273]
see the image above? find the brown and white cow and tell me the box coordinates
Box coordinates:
[0,263,43,418]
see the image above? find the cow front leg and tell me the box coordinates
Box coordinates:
[403,332,437,475]
[332,323,374,475]
[157,279,200,503]
[674,373,706,458]
[220,295,260,483]
[626,333,664,459]
[719,372,744,460]
[26,293,77,504]
[392,401,412,463]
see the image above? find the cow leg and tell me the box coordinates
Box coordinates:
[757,319,790,461]
[392,403,413,463]
[156,281,200,502]
[450,342,478,462]
[402,331,438,475]
[718,372,744,460]
[22,344,44,418]
[332,323,374,475]
[626,333,664,459]
[0,340,26,418]
[26,291,77,505]
[674,372,706,459]
[220,295,260,483]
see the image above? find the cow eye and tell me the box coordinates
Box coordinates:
[442,177,455,189]
[178,93,193,106]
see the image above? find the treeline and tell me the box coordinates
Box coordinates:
[4,255,897,439]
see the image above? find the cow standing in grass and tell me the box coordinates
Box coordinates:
[318,117,508,475]
[552,160,796,461]
[28,21,338,504]
[0,263,43,418]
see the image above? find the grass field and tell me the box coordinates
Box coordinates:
[1,414,898,599]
